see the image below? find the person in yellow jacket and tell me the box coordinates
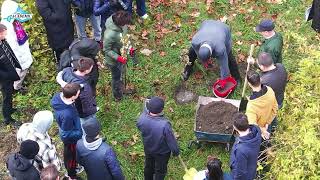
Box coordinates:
[245,70,278,140]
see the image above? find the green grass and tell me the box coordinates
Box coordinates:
[1,0,319,179]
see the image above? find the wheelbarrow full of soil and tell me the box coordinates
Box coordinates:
[188,96,241,151]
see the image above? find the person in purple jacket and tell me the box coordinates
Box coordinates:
[137,96,180,180]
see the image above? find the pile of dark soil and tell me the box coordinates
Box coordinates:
[196,101,238,134]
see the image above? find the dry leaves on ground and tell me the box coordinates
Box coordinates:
[140,49,153,56]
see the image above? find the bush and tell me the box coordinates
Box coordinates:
[268,51,320,179]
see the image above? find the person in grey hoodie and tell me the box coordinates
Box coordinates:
[7,140,41,180]
[76,118,125,180]
[137,96,180,180]
[182,20,241,84]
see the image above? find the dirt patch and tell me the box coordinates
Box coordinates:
[196,101,238,134]
[174,83,197,104]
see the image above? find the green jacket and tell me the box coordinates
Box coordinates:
[258,32,283,64]
[103,16,127,66]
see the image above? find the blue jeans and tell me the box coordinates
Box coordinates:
[75,15,102,41]
[127,0,147,17]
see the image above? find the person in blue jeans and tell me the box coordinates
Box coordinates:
[127,0,148,19]
[73,0,102,43]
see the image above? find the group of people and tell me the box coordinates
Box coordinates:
[0,0,289,179]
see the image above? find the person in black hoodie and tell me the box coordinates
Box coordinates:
[230,113,261,180]
[36,0,74,64]
[0,23,22,126]
[7,140,41,180]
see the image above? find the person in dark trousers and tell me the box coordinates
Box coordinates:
[182,20,241,84]
[255,19,283,64]
[103,11,133,101]
[51,83,83,180]
[127,0,148,19]
[36,0,74,65]
[137,96,180,180]
[76,118,125,180]
[59,38,101,95]
[56,57,98,124]
[7,140,41,180]
[0,23,22,126]
[230,113,261,180]
[308,0,320,32]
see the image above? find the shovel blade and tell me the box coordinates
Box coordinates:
[238,98,248,112]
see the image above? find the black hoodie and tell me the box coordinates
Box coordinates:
[6,153,40,180]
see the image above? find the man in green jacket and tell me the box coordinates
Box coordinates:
[256,19,283,64]
[103,11,132,101]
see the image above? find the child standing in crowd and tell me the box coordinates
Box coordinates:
[36,0,74,64]
[17,110,61,170]
[7,140,41,180]
[0,23,22,126]
[51,83,83,179]
[137,96,180,180]
[1,0,33,93]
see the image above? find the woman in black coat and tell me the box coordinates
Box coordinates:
[36,0,75,64]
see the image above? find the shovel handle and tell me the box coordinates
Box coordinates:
[178,155,188,171]
[241,44,255,98]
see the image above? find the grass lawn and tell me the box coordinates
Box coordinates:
[0,0,319,179]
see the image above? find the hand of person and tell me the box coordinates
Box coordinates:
[117,56,127,64]
[129,47,135,57]
[247,56,255,64]
[261,127,270,140]
[203,59,213,69]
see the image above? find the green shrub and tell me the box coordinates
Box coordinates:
[268,51,320,179]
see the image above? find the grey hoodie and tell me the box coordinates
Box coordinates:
[6,153,40,180]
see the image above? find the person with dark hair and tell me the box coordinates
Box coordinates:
[0,23,22,126]
[56,57,98,124]
[72,0,102,44]
[230,113,261,180]
[246,70,278,139]
[137,96,180,180]
[51,83,83,180]
[36,0,74,65]
[40,164,59,180]
[127,0,148,20]
[103,10,133,101]
[7,140,41,180]
[255,19,283,64]
[193,156,232,180]
[182,20,241,87]
[76,118,125,180]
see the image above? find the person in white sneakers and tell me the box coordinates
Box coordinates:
[17,111,61,171]
[1,0,33,93]
[127,0,149,20]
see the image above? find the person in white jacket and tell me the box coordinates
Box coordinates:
[17,110,61,171]
[1,0,33,92]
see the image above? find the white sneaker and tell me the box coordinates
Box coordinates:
[141,14,149,20]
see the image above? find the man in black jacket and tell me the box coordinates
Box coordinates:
[36,0,74,64]
[0,24,22,126]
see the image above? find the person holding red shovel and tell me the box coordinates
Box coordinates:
[182,20,241,88]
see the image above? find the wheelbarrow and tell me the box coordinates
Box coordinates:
[188,96,241,151]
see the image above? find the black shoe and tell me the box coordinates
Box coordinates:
[181,70,191,81]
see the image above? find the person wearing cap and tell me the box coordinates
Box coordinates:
[182,20,241,84]
[0,23,22,126]
[137,96,180,180]
[51,83,83,180]
[255,19,283,64]
[6,140,41,180]
[17,111,61,171]
[1,0,34,93]
[76,118,125,180]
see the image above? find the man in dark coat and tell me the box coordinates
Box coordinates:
[77,118,125,180]
[137,96,180,180]
[0,24,22,126]
[36,0,74,64]
[7,140,41,180]
[230,113,261,180]
[308,0,320,32]
[182,20,241,84]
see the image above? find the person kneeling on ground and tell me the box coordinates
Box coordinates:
[137,96,180,180]
[40,164,60,180]
[193,156,232,180]
[245,70,278,139]
[17,111,61,171]
[76,118,125,180]
[7,140,41,180]
[230,113,261,180]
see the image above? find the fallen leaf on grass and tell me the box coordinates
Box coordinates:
[170,42,177,47]
[206,0,213,11]
[169,107,174,113]
[220,15,228,23]
[174,132,180,139]
[191,11,200,17]
[236,41,243,45]
[266,0,282,4]
[237,53,246,63]
[140,49,153,56]
[111,140,118,146]
[160,51,166,57]
[194,71,203,80]
[235,31,243,36]
[141,30,149,40]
